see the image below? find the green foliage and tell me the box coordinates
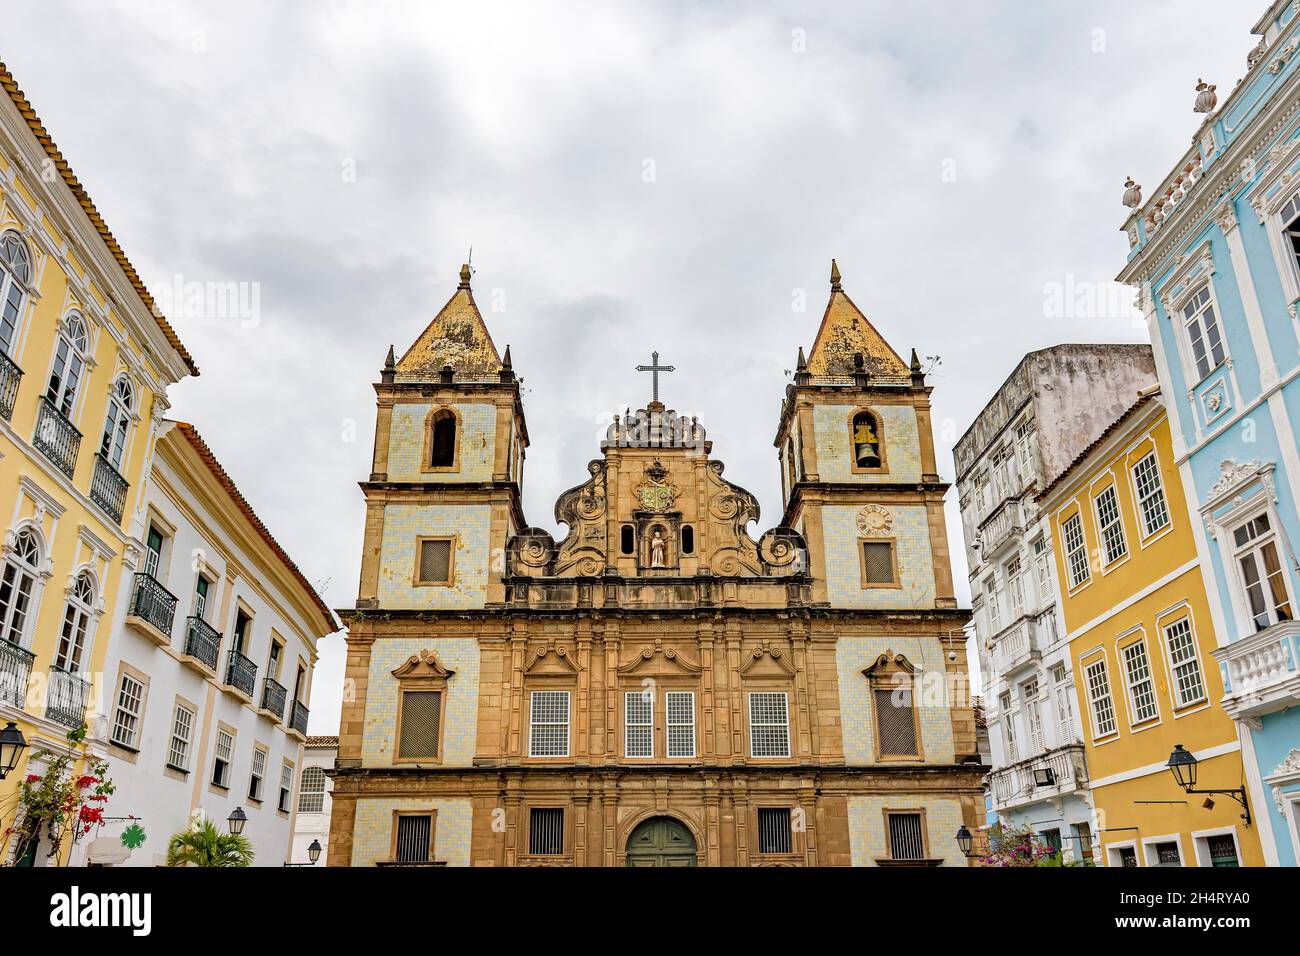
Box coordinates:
[979,821,1064,868]
[166,816,255,867]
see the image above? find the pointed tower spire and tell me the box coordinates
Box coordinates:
[830,258,842,291]
[381,344,396,384]
[803,260,909,382]
[499,343,516,384]
[391,263,502,382]
[794,346,810,385]
[459,262,472,290]
[910,348,925,386]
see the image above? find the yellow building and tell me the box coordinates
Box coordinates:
[0,62,197,864]
[1038,389,1264,867]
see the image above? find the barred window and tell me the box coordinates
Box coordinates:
[529,807,564,855]
[666,691,696,758]
[887,812,925,860]
[110,674,144,749]
[1084,659,1116,738]
[1163,618,1206,706]
[416,538,453,584]
[757,808,792,854]
[861,541,895,585]
[249,748,267,801]
[298,766,327,813]
[167,704,195,772]
[212,729,234,788]
[1095,486,1127,565]
[395,814,432,863]
[1062,513,1090,589]
[873,681,918,757]
[398,690,442,759]
[1121,641,1158,724]
[529,690,570,757]
[624,690,653,758]
[1133,453,1170,537]
[748,691,790,757]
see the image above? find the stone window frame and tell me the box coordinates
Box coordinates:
[847,406,889,475]
[745,688,793,760]
[412,535,458,588]
[520,802,570,861]
[163,694,198,782]
[880,807,932,864]
[858,537,900,589]
[208,721,238,795]
[422,405,461,474]
[247,742,270,804]
[392,650,454,766]
[863,650,924,762]
[106,660,150,761]
[751,804,803,861]
[388,809,438,865]
[614,679,702,765]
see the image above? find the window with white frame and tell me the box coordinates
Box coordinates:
[1280,190,1300,284]
[999,691,1019,762]
[1094,486,1127,565]
[974,473,989,516]
[99,377,135,471]
[748,691,790,757]
[1231,512,1294,631]
[110,674,145,749]
[624,690,653,758]
[1163,618,1207,706]
[1051,664,1075,744]
[46,312,89,419]
[249,748,267,801]
[528,690,570,757]
[1132,453,1170,537]
[985,577,1002,632]
[1032,537,1053,601]
[53,571,94,672]
[1022,679,1043,753]
[167,703,195,772]
[0,528,40,650]
[1083,659,1117,738]
[212,729,234,788]
[278,762,293,812]
[298,766,326,813]
[1181,286,1226,380]
[666,691,696,758]
[1062,513,1090,589]
[1120,640,1159,724]
[1015,419,1036,479]
[0,230,31,356]
[1006,555,1025,618]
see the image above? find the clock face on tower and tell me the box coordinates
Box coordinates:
[856,504,893,537]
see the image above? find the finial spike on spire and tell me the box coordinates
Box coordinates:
[830,258,842,290]
[502,344,513,368]
[381,344,396,383]
[796,346,807,371]
[458,263,472,289]
[910,348,921,372]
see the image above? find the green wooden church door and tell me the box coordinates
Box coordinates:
[626,817,697,867]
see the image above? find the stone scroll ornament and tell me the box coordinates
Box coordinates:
[551,460,609,576]
[706,460,764,575]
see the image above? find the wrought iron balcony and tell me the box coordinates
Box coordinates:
[183,616,221,671]
[46,667,89,729]
[0,350,22,422]
[0,637,34,709]
[32,396,81,479]
[260,677,287,719]
[90,453,129,523]
[224,649,257,698]
[128,573,178,642]
[290,699,310,736]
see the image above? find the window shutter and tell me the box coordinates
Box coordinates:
[398,690,442,759]
[419,539,452,583]
[862,542,894,584]
[873,685,918,756]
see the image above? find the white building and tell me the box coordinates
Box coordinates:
[95,421,336,866]
[289,735,335,866]
[953,345,1155,861]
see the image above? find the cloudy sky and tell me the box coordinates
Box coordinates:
[2,0,1263,731]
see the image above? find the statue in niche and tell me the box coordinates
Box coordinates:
[650,529,667,568]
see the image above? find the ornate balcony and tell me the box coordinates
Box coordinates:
[126,573,178,647]
[1214,620,1300,720]
[32,396,81,479]
[978,497,1023,558]
[991,616,1040,675]
[45,667,89,729]
[224,650,257,700]
[290,699,310,737]
[0,638,34,709]
[0,350,22,422]
[183,616,221,673]
[260,677,287,720]
[89,453,129,523]
[989,743,1089,813]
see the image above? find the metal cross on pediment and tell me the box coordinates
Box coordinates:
[635,351,675,403]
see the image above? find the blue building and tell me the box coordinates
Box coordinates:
[1117,0,1300,866]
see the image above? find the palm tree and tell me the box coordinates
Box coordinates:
[165,818,255,867]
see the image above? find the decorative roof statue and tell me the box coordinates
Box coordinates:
[1122,177,1142,210]
[1194,79,1218,114]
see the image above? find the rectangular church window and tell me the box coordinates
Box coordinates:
[873,683,918,757]
[860,541,896,586]
[529,690,570,757]
[666,691,696,758]
[399,690,443,759]
[624,691,653,758]
[757,808,792,854]
[416,538,453,585]
[395,814,432,863]
[529,807,564,855]
[748,692,790,757]
[887,812,925,860]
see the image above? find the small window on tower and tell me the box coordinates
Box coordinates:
[681,525,694,555]
[850,410,883,470]
[861,541,897,586]
[429,410,457,468]
[620,526,635,555]
[416,538,454,585]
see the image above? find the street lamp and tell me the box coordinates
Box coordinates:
[227,806,248,836]
[0,721,27,780]
[1166,744,1251,825]
[956,826,974,856]
[284,838,323,867]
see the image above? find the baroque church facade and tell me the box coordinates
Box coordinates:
[327,262,984,866]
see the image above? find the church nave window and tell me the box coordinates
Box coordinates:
[528,690,571,757]
[427,408,457,469]
[666,691,696,758]
[620,525,635,555]
[866,652,921,760]
[680,525,694,555]
[528,807,565,856]
[859,540,898,587]
[747,691,790,758]
[415,537,455,586]
[624,690,653,758]
[393,813,434,864]
[398,689,443,760]
[850,409,884,472]
[886,811,926,861]
[757,808,792,854]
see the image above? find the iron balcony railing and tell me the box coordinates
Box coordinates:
[225,649,257,698]
[46,667,89,729]
[290,699,310,735]
[0,637,34,709]
[260,677,287,719]
[33,396,81,479]
[0,350,22,422]
[129,573,179,639]
[90,453,129,523]
[184,616,221,671]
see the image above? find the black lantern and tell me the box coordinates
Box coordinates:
[0,721,27,780]
[308,839,322,864]
[1166,744,1198,790]
[1032,766,1056,787]
[227,806,248,836]
[955,826,974,856]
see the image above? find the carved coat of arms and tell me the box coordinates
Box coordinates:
[636,459,677,512]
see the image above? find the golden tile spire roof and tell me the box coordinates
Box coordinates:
[394,263,503,382]
[805,259,909,382]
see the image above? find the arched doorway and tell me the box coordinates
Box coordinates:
[625,816,697,867]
